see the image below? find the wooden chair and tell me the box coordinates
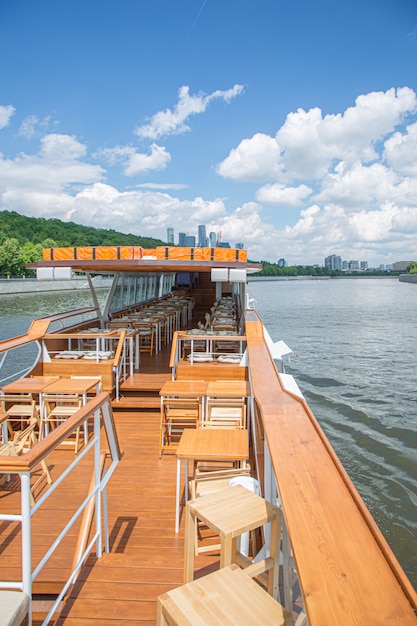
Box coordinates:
[203,400,247,429]
[189,465,253,500]
[133,322,155,356]
[160,398,200,457]
[189,466,255,556]
[0,394,41,439]
[42,393,83,454]
[184,486,282,599]
[0,417,53,505]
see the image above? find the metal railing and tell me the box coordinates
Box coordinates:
[0,392,121,625]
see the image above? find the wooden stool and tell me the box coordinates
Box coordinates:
[157,564,291,625]
[184,485,281,597]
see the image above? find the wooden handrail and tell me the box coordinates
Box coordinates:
[112,329,126,369]
[0,308,98,353]
[0,392,114,473]
[244,310,417,624]
[170,331,180,369]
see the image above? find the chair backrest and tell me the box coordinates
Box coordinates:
[1,393,35,408]
[43,394,83,415]
[206,401,246,429]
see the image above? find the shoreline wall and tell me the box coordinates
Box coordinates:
[399,274,417,284]
[0,276,113,294]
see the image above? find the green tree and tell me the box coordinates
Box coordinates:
[0,238,25,275]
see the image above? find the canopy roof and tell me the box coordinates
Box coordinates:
[28,245,262,275]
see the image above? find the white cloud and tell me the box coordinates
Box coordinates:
[315,162,399,210]
[0,134,104,199]
[124,144,171,175]
[217,87,417,185]
[97,144,171,175]
[133,182,188,190]
[0,104,15,129]
[1,87,417,267]
[256,183,312,207]
[216,133,282,181]
[135,84,244,139]
[383,120,417,177]
[18,114,52,139]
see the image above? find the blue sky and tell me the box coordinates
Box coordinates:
[0,0,416,266]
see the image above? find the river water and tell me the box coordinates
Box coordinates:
[0,279,416,588]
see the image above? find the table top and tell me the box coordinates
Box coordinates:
[44,329,119,339]
[205,381,251,397]
[176,428,248,461]
[1,376,61,394]
[43,377,101,394]
[160,380,208,397]
[160,565,289,626]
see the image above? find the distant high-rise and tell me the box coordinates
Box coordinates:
[209,232,216,247]
[235,243,244,250]
[167,227,174,244]
[178,232,186,246]
[185,235,196,247]
[278,258,287,267]
[324,254,342,271]
[198,225,207,247]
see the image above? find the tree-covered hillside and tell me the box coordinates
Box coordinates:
[0,210,165,247]
[0,210,167,276]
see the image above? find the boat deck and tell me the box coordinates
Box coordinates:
[0,346,223,625]
[57,408,220,625]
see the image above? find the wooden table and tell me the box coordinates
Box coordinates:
[205,381,251,398]
[1,377,60,395]
[44,377,101,398]
[175,428,248,532]
[1,377,61,440]
[160,380,208,414]
[160,380,208,398]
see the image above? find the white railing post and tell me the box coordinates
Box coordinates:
[94,408,102,558]
[21,472,32,625]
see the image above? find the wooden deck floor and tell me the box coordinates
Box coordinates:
[1,346,221,625]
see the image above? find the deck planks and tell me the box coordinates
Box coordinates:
[1,389,221,625]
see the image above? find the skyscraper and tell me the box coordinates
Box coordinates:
[167,227,174,244]
[198,225,207,247]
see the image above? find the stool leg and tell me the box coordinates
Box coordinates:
[156,596,169,625]
[268,509,281,598]
[184,503,196,583]
[220,532,236,568]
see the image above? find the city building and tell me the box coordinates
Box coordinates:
[393,261,413,272]
[167,227,174,244]
[198,225,207,247]
[324,254,342,271]
[278,258,287,267]
[349,260,360,270]
[184,235,196,247]
[209,232,217,247]
[178,232,186,246]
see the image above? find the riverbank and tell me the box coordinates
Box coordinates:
[0,276,113,294]
[399,274,417,284]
